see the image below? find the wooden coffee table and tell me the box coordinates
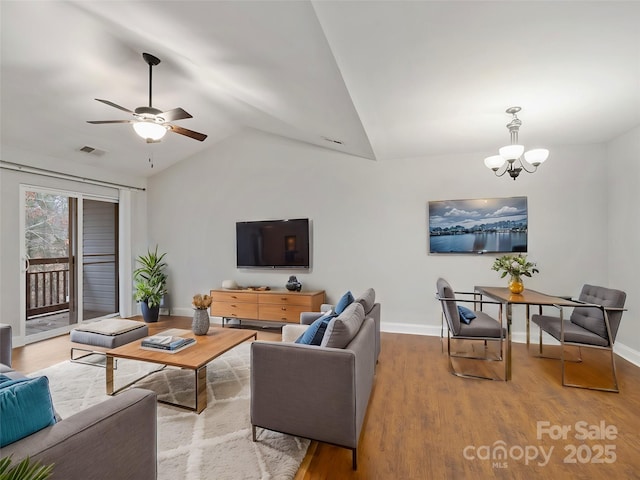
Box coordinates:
[106,327,257,413]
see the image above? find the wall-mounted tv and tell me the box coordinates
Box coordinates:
[236,218,310,268]
[428,197,528,254]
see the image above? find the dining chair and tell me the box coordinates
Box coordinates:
[436,278,507,381]
[531,284,626,392]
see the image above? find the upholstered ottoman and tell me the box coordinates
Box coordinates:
[71,318,149,366]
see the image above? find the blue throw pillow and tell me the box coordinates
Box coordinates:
[0,376,57,447]
[457,305,477,324]
[296,312,337,345]
[334,291,354,314]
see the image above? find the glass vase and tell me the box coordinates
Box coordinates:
[508,275,524,294]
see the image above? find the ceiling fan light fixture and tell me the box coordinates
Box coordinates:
[133,121,167,141]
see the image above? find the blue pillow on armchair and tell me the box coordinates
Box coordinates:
[457,305,477,324]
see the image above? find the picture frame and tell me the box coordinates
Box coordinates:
[428,196,528,254]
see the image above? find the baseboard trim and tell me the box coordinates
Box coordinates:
[614,342,640,367]
[380,321,441,337]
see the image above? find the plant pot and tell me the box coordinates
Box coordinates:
[192,309,210,335]
[140,301,160,323]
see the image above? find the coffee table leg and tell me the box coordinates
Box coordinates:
[195,366,207,414]
[106,355,115,395]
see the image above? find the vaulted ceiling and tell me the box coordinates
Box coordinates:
[2,1,639,177]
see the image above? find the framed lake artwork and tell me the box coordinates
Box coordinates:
[428,196,528,254]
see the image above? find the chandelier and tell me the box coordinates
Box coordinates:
[484,107,549,180]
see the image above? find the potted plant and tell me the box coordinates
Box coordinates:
[491,254,539,294]
[134,245,168,323]
[0,456,53,480]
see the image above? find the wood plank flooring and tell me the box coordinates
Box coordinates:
[10,317,640,479]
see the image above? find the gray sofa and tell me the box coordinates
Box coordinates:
[0,324,158,480]
[251,301,376,470]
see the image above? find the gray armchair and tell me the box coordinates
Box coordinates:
[531,284,626,392]
[0,323,12,371]
[436,278,507,381]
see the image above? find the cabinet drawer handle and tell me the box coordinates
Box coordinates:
[281,307,287,311]
[280,297,288,301]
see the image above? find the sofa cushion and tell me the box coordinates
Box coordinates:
[355,288,375,314]
[0,375,57,447]
[335,291,355,314]
[295,312,337,345]
[321,302,365,349]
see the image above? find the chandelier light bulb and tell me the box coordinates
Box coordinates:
[133,121,168,141]
[524,148,549,166]
[484,155,504,171]
[499,144,525,161]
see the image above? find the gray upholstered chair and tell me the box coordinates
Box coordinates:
[0,323,12,371]
[531,284,626,392]
[436,278,507,381]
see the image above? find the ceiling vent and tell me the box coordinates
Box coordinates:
[79,145,106,156]
[322,136,343,145]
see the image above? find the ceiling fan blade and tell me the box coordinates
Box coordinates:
[95,98,133,114]
[87,120,133,124]
[169,124,208,142]
[160,107,192,122]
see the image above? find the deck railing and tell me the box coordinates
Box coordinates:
[26,257,70,317]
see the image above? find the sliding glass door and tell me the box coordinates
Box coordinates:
[22,188,119,342]
[82,199,119,321]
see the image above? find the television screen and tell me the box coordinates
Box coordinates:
[236,218,310,268]
[428,197,528,254]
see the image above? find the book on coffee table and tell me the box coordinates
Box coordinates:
[140,333,195,353]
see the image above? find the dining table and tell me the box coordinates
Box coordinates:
[473,286,582,380]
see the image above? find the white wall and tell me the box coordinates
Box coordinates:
[607,125,640,358]
[147,129,615,342]
[2,127,636,360]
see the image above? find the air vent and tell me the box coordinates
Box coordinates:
[322,136,343,145]
[79,146,106,156]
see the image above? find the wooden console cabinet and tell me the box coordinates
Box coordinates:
[209,289,325,325]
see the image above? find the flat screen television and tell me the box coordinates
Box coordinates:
[236,218,310,268]
[428,196,528,254]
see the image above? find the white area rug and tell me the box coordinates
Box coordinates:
[29,343,309,480]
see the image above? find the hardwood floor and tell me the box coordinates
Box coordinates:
[11,317,640,479]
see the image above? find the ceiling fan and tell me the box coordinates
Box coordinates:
[87,52,207,143]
